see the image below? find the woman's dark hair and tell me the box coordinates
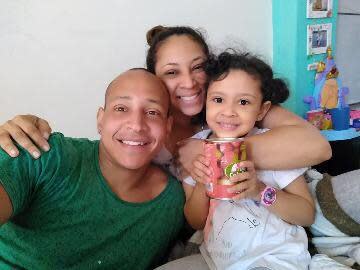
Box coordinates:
[205,50,289,105]
[146,25,210,74]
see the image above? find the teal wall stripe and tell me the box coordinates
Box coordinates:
[273,0,339,117]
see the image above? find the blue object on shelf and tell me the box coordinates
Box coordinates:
[329,106,350,130]
[352,119,360,128]
[321,128,360,141]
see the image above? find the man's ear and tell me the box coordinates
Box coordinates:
[97,107,105,135]
[257,101,272,121]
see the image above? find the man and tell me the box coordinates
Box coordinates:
[0,69,185,269]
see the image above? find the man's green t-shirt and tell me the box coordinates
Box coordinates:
[0,133,185,269]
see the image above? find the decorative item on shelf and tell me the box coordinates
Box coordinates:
[307,0,333,19]
[306,109,332,130]
[303,47,359,141]
[350,110,360,129]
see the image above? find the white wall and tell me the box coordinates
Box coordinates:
[0,0,273,139]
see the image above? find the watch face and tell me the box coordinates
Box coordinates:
[262,187,276,205]
[264,189,275,200]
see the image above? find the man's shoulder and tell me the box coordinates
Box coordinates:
[48,132,96,147]
[44,133,98,169]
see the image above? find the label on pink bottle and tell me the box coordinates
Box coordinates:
[204,138,246,200]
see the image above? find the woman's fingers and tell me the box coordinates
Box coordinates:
[0,128,20,157]
[35,117,52,140]
[12,115,51,152]
[0,115,52,159]
[2,120,41,158]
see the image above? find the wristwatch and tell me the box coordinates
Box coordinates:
[260,186,277,206]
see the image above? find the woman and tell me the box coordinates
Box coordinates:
[0,25,331,173]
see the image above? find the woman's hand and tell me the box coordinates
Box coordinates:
[176,138,204,176]
[0,115,52,158]
[227,160,265,201]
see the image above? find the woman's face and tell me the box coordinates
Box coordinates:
[154,35,207,117]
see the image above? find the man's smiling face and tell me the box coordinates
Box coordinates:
[97,69,171,170]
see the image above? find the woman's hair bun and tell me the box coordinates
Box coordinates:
[146,25,167,45]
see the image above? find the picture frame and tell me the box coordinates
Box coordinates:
[307,0,333,18]
[307,23,332,55]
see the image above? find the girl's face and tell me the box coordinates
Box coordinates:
[206,70,271,138]
[154,35,207,117]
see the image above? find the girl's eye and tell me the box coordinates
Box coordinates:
[239,99,249,105]
[212,97,223,103]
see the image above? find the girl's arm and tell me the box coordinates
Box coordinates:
[178,105,331,172]
[228,161,315,226]
[0,115,52,159]
[182,154,210,230]
[261,176,315,226]
[183,182,209,230]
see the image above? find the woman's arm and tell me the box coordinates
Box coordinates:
[0,115,52,158]
[177,105,332,173]
[250,105,332,170]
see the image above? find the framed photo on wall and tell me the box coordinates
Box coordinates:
[307,23,332,55]
[307,0,333,18]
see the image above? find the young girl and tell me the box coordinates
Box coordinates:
[182,51,315,270]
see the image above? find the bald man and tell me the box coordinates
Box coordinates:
[0,69,185,270]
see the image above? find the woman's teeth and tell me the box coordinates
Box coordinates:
[178,92,200,101]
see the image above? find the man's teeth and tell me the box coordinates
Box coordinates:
[122,140,146,146]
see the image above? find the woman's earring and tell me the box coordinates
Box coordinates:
[98,129,101,135]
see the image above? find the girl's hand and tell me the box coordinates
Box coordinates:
[190,154,212,184]
[0,115,52,158]
[227,160,266,201]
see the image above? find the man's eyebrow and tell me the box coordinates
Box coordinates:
[111,95,131,100]
[111,95,162,105]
